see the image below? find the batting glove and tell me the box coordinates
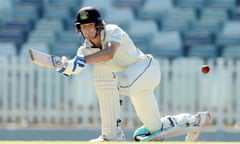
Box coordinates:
[56,56,69,76]
[72,55,86,72]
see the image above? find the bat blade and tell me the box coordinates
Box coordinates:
[28,49,63,69]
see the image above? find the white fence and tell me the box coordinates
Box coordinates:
[0,56,239,130]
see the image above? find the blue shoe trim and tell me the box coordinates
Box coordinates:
[140,125,189,142]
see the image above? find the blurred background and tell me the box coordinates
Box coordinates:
[0,0,240,141]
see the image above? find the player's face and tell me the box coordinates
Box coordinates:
[80,23,97,40]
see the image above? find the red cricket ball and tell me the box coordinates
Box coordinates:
[201,65,210,74]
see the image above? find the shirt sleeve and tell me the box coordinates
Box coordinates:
[107,27,123,43]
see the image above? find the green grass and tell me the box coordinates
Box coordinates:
[0,142,238,144]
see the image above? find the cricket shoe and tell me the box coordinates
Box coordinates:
[133,126,166,142]
[134,115,182,142]
[89,128,126,142]
[185,111,211,141]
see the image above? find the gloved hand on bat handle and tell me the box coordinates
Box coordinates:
[72,55,86,72]
[57,55,86,76]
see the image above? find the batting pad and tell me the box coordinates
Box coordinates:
[93,63,121,140]
[148,113,202,141]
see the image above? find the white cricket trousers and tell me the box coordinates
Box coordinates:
[119,57,162,133]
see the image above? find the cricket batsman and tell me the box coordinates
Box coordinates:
[57,6,211,142]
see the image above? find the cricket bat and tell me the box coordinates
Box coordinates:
[29,49,63,69]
